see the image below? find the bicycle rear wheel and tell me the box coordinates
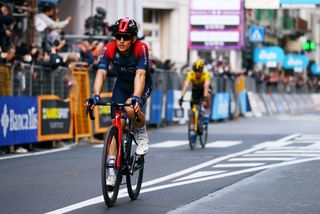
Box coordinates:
[101,126,122,207]
[126,132,144,200]
[188,110,197,150]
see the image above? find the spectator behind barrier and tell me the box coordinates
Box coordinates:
[0,4,14,52]
[35,3,72,52]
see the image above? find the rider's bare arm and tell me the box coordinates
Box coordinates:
[181,80,191,97]
[133,69,146,98]
[93,69,107,96]
[203,80,210,98]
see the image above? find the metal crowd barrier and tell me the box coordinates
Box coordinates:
[0,63,72,99]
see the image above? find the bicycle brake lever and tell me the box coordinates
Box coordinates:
[86,106,95,120]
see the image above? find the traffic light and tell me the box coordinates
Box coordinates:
[302,40,316,52]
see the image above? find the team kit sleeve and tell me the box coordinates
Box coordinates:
[136,42,149,70]
[97,45,111,71]
[204,71,211,81]
[186,71,193,82]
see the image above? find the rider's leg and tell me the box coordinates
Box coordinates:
[125,97,148,155]
[107,85,130,186]
[124,86,151,155]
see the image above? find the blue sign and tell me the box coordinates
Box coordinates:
[212,93,230,120]
[254,46,285,63]
[280,0,320,3]
[282,54,309,69]
[239,92,249,113]
[0,96,38,146]
[311,63,320,75]
[249,26,265,43]
[166,90,174,122]
[149,90,162,125]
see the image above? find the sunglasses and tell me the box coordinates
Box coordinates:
[115,34,133,41]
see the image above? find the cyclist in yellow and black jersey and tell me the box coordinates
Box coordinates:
[179,60,212,124]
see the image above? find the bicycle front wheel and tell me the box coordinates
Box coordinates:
[126,132,144,200]
[101,126,122,207]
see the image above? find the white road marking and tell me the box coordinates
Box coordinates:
[45,133,300,214]
[149,140,242,148]
[255,150,320,154]
[213,163,265,168]
[0,146,73,160]
[229,157,295,161]
[173,171,225,182]
[244,153,320,157]
[149,140,188,148]
[93,144,103,148]
[205,141,242,148]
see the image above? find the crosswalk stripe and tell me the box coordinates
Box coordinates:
[213,163,265,168]
[228,157,295,161]
[173,171,225,182]
[149,140,188,148]
[255,150,320,154]
[244,153,320,157]
[206,141,242,148]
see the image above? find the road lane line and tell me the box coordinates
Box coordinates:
[0,146,73,160]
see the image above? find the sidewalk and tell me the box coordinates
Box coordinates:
[168,160,320,214]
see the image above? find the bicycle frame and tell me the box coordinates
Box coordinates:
[191,103,199,132]
[112,108,123,170]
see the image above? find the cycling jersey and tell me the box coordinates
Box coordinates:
[98,40,152,92]
[97,40,152,117]
[185,70,211,92]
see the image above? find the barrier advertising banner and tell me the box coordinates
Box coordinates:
[212,92,230,120]
[94,93,112,133]
[38,95,73,141]
[0,96,38,146]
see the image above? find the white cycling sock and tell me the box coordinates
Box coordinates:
[107,156,115,176]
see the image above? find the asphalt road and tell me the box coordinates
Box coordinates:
[1,111,320,214]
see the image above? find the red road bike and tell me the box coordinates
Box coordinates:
[87,101,144,207]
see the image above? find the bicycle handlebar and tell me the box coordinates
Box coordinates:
[86,101,140,122]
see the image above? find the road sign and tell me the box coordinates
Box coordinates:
[249,26,264,43]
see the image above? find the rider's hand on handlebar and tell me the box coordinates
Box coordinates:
[85,95,101,109]
[131,96,142,112]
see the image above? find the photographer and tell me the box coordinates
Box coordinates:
[84,7,109,35]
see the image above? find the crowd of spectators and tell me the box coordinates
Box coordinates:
[1,1,320,97]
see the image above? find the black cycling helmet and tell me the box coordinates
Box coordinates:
[110,17,138,36]
[193,60,204,72]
